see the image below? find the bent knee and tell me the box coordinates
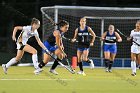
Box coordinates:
[57,53,63,59]
[32,50,37,54]
[15,57,21,62]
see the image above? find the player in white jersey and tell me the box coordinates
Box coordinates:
[2,18,49,75]
[127,21,140,76]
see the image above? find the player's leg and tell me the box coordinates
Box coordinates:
[108,44,117,72]
[103,45,110,71]
[104,52,110,72]
[49,48,64,75]
[23,44,42,74]
[131,53,137,76]
[109,53,116,72]
[77,49,86,75]
[2,50,24,74]
[82,48,94,69]
[38,53,51,68]
[136,54,140,69]
[131,45,137,76]
[38,40,54,69]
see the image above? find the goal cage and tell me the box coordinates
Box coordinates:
[41,6,140,67]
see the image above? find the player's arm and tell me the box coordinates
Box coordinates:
[88,27,96,46]
[101,32,107,41]
[71,28,78,42]
[60,39,64,50]
[127,31,133,41]
[115,32,122,42]
[12,26,23,41]
[34,32,48,52]
[54,30,66,57]
[127,36,132,41]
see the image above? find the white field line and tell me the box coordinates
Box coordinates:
[0,78,75,81]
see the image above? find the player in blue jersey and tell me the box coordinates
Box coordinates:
[71,17,96,76]
[38,20,69,75]
[101,25,122,72]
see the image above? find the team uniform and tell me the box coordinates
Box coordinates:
[130,30,140,76]
[38,30,64,75]
[16,26,39,50]
[76,26,94,75]
[77,26,91,51]
[103,31,117,72]
[2,25,42,74]
[104,31,117,54]
[43,30,64,52]
[130,30,140,54]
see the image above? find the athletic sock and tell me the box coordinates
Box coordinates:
[85,59,91,63]
[78,62,83,71]
[133,61,136,73]
[104,59,109,68]
[6,57,17,68]
[38,61,45,68]
[108,61,113,70]
[131,61,134,73]
[32,54,39,69]
[131,61,136,73]
[50,58,61,70]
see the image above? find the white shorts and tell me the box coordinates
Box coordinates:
[131,44,140,54]
[16,42,25,50]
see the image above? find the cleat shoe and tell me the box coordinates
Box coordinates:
[2,64,8,74]
[89,59,94,69]
[34,68,43,75]
[105,68,109,72]
[108,69,112,73]
[77,71,86,76]
[131,72,136,76]
[49,69,58,75]
[138,65,140,69]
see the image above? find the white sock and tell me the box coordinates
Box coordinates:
[131,61,134,73]
[6,57,17,68]
[133,61,136,73]
[32,54,39,69]
[131,61,136,73]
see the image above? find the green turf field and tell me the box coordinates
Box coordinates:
[0,66,140,93]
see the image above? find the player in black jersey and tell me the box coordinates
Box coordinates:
[38,20,69,75]
[71,17,96,76]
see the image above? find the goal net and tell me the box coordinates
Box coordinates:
[41,6,140,67]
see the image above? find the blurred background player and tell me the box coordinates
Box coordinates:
[127,21,140,76]
[2,18,49,75]
[71,17,96,76]
[101,25,122,72]
[38,20,69,75]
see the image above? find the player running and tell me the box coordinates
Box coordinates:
[127,21,140,76]
[38,20,69,75]
[2,18,49,75]
[101,25,122,72]
[71,17,96,76]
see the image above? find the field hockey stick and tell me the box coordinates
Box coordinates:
[62,36,78,42]
[41,8,56,26]
[116,29,140,46]
[44,50,75,74]
[95,36,116,42]
[65,58,75,72]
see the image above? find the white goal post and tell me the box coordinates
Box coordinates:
[41,6,140,67]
